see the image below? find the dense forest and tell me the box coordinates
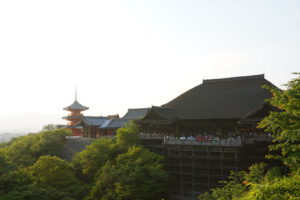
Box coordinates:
[0,74,299,200]
[0,122,168,200]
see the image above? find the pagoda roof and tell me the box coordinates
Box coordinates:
[63,100,89,111]
[162,74,276,120]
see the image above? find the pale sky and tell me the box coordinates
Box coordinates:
[0,0,299,132]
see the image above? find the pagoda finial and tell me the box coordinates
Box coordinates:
[75,86,77,101]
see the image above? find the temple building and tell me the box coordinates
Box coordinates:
[63,92,89,136]
[80,108,149,138]
[135,74,279,200]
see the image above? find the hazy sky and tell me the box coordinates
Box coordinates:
[0,0,299,132]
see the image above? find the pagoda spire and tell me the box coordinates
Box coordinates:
[75,86,77,101]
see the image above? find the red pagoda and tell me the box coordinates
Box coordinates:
[63,90,89,136]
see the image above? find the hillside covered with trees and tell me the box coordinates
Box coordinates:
[0,122,168,200]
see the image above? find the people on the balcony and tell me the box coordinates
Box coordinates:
[138,131,272,145]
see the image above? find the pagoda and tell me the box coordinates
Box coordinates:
[63,90,89,136]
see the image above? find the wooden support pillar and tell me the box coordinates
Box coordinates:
[220,146,224,179]
[175,123,179,137]
[180,145,183,200]
[192,145,196,197]
[235,147,239,171]
[207,146,210,189]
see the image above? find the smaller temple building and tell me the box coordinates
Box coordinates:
[80,108,150,138]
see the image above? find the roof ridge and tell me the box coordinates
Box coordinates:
[203,74,264,84]
[152,106,172,110]
[128,108,149,110]
[84,116,105,118]
[112,118,128,121]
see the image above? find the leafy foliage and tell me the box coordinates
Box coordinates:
[42,124,59,131]
[198,164,286,200]
[72,138,124,182]
[86,146,168,200]
[73,121,168,200]
[26,155,87,199]
[0,122,168,200]
[2,129,70,167]
[0,167,74,200]
[199,170,247,200]
[72,121,142,182]
[258,73,300,171]
[0,129,76,200]
[116,121,140,147]
[240,174,300,200]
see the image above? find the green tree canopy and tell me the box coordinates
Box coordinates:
[26,155,86,199]
[2,129,70,168]
[86,146,168,200]
[116,121,140,147]
[258,73,300,171]
[0,121,167,200]
[72,121,141,182]
[42,124,58,131]
[0,168,74,200]
[72,138,124,182]
[240,173,300,200]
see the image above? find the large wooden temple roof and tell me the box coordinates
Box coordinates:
[161,74,277,120]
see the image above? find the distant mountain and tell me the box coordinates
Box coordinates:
[0,132,26,143]
[0,113,65,134]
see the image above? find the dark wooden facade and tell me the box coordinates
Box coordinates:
[140,136,272,200]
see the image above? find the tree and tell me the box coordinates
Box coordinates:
[42,124,58,131]
[0,121,168,200]
[0,150,9,174]
[26,155,87,199]
[86,146,168,200]
[0,167,72,200]
[258,73,300,171]
[2,129,70,167]
[73,121,141,182]
[0,130,85,200]
[198,170,246,200]
[72,138,124,182]
[116,121,140,147]
[240,174,300,200]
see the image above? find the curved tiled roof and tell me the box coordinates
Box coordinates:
[122,108,150,119]
[81,116,107,126]
[101,118,130,129]
[162,74,276,120]
[63,100,89,111]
